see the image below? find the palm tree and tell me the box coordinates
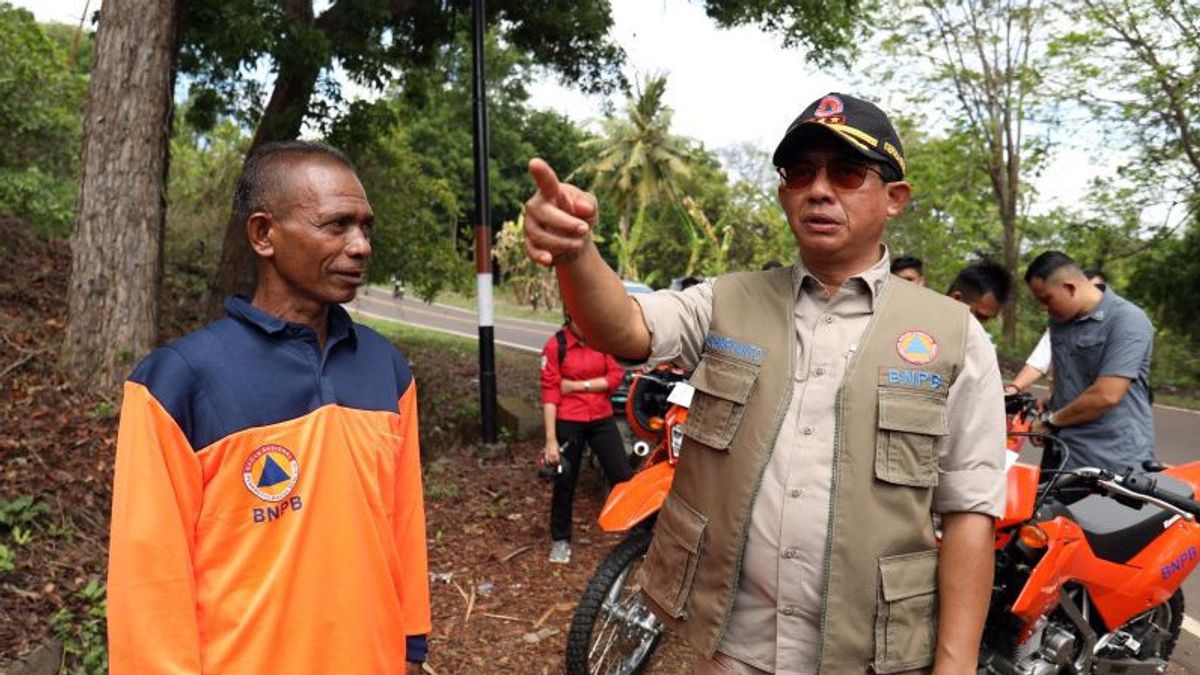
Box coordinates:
[575,74,692,280]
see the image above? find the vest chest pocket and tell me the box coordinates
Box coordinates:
[873,549,939,673]
[875,389,947,488]
[638,493,708,619]
[683,352,759,451]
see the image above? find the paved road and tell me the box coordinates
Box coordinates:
[348,291,1200,672]
[348,290,551,353]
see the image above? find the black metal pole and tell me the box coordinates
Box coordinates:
[472,0,498,443]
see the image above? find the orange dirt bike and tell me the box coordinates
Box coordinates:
[980,396,1200,673]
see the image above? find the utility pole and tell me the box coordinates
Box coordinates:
[472,0,498,443]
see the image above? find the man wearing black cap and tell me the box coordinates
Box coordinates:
[523,93,1004,674]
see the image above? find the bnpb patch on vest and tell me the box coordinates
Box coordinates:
[879,367,945,391]
[704,333,764,363]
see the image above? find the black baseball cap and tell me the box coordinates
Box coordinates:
[772,93,907,181]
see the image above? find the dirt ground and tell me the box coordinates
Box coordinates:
[421,448,694,674]
[0,215,694,672]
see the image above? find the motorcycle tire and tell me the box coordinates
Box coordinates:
[565,528,663,675]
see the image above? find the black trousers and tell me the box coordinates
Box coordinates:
[550,417,632,542]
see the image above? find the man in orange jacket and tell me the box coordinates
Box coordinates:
[107,141,431,674]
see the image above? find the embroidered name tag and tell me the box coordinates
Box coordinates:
[704,333,765,364]
[883,367,944,390]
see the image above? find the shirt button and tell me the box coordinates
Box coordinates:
[802,426,814,436]
[789,488,803,498]
[823,316,834,325]
[782,606,796,617]
[783,548,797,559]
[813,367,825,377]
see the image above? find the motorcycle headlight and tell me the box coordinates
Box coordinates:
[670,424,686,458]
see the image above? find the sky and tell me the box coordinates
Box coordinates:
[15,0,1102,210]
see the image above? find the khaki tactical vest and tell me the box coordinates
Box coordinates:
[637,266,971,674]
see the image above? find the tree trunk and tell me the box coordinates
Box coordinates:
[60,0,181,392]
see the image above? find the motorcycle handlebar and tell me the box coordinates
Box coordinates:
[1120,473,1200,519]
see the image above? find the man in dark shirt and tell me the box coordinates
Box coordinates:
[1025,251,1156,471]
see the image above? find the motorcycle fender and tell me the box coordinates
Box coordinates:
[598,461,675,533]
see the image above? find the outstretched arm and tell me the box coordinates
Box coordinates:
[524,158,650,361]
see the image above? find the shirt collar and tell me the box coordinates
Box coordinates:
[224,295,358,345]
[791,244,892,310]
[1076,288,1113,323]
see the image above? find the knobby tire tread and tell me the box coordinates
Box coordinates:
[565,529,658,675]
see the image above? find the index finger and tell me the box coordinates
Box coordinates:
[529,158,563,203]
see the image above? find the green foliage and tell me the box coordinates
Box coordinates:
[0,494,51,530]
[166,116,250,286]
[326,32,595,300]
[52,578,108,675]
[426,481,461,501]
[0,544,13,573]
[178,0,627,137]
[1128,220,1200,345]
[703,0,877,67]
[88,401,117,420]
[328,101,467,301]
[576,74,695,280]
[0,4,88,234]
[1049,0,1200,198]
[886,123,1002,289]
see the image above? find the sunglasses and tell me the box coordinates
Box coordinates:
[777,160,886,191]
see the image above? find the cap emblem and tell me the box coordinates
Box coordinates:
[814,95,844,118]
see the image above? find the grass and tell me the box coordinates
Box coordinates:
[1152,391,1200,412]
[349,312,543,450]
[355,314,480,353]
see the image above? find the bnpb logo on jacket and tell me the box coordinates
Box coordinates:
[243,444,299,502]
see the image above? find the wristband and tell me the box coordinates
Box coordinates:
[583,380,591,392]
[1041,411,1061,433]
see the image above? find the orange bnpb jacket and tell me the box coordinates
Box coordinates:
[107,297,431,673]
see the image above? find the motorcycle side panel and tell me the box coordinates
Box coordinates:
[598,460,675,533]
[1012,516,1200,637]
[1090,517,1200,630]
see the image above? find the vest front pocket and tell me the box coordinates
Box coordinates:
[872,549,939,673]
[638,493,708,619]
[875,389,947,487]
[683,352,759,450]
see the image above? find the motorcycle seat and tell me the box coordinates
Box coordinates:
[1065,474,1195,565]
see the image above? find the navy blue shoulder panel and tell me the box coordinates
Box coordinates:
[129,317,413,452]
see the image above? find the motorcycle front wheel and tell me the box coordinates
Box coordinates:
[565,528,663,675]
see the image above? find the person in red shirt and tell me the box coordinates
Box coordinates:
[540,312,631,563]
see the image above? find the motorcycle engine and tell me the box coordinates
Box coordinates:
[1007,620,1076,674]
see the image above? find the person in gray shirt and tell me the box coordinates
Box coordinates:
[1025,251,1156,472]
